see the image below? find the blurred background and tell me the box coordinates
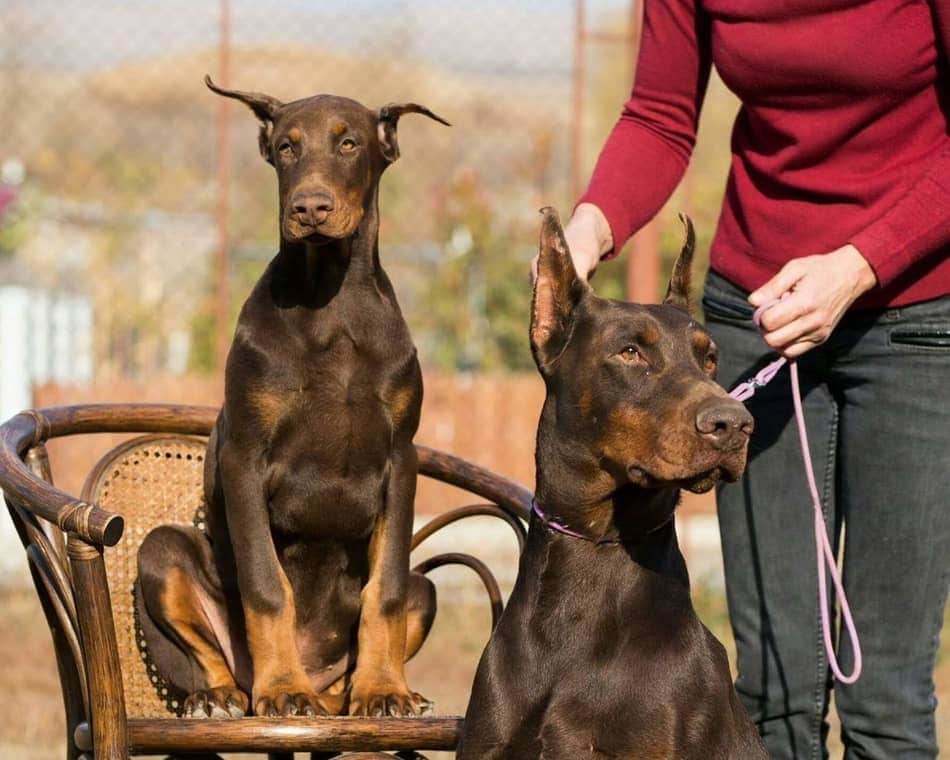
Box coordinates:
[0,1,944,757]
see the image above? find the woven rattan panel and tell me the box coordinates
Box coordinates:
[82,434,209,718]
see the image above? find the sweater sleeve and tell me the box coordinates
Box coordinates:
[577,0,712,258]
[849,0,950,287]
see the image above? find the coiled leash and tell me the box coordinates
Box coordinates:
[728,299,862,684]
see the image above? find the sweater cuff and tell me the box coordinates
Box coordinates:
[850,220,910,290]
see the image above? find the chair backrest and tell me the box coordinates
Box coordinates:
[81,434,209,719]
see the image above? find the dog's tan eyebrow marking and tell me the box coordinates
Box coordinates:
[288,127,301,142]
[692,332,711,353]
[639,326,659,346]
[332,121,347,137]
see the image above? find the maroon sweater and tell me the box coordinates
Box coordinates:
[579,0,950,308]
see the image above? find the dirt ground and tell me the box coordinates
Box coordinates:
[1,582,946,759]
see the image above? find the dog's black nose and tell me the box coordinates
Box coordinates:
[695,398,754,450]
[291,191,335,225]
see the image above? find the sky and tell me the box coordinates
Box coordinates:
[0,0,634,78]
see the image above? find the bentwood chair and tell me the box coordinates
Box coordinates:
[0,403,530,759]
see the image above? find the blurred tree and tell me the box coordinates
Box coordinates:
[416,169,528,371]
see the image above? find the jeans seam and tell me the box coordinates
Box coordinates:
[925,559,950,718]
[811,390,838,760]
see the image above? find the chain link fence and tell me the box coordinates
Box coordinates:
[0,0,662,378]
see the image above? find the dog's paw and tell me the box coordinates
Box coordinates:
[183,686,248,719]
[349,683,432,717]
[254,690,330,717]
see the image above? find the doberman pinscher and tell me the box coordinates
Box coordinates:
[135,77,448,719]
[458,209,767,759]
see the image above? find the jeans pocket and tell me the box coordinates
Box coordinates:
[888,326,950,351]
[701,291,754,324]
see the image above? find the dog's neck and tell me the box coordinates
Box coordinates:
[530,457,690,608]
[534,421,681,547]
[270,185,383,308]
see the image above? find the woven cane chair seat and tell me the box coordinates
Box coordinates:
[82,434,209,719]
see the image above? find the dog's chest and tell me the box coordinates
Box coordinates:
[260,349,415,542]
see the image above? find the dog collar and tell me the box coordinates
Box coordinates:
[531,499,623,546]
[531,498,675,546]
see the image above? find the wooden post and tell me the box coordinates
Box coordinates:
[626,221,661,303]
[623,0,661,303]
[214,0,232,371]
[68,535,128,759]
[570,0,586,201]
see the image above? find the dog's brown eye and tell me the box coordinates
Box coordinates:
[340,138,357,153]
[619,346,641,362]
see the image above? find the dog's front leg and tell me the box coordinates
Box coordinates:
[219,440,329,717]
[349,443,430,716]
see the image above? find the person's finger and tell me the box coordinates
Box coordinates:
[781,335,825,359]
[749,260,806,307]
[757,289,811,332]
[762,312,828,350]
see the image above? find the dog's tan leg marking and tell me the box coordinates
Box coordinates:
[348,510,429,716]
[161,567,236,690]
[161,567,250,717]
[245,564,331,716]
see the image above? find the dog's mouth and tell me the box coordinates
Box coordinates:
[284,217,335,243]
[283,211,363,244]
[627,459,745,493]
[679,468,727,494]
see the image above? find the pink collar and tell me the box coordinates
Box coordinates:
[531,499,623,546]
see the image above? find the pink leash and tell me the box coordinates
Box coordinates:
[728,300,862,684]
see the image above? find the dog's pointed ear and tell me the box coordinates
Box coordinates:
[377,103,450,163]
[531,207,589,373]
[663,213,696,312]
[205,75,284,164]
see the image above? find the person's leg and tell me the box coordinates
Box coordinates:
[830,297,950,759]
[703,271,837,760]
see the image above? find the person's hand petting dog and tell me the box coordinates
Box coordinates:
[531,202,611,283]
[749,244,877,358]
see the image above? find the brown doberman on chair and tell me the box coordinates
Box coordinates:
[135,77,448,719]
[458,209,767,758]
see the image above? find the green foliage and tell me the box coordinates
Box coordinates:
[0,188,33,258]
[414,170,535,372]
[188,306,216,374]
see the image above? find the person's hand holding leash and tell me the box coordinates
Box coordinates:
[749,244,877,358]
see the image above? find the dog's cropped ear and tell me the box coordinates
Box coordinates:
[531,207,590,373]
[377,103,450,163]
[205,75,284,164]
[663,213,696,312]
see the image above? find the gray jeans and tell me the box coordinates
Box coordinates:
[702,271,950,760]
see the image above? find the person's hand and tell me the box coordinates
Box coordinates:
[749,244,877,358]
[531,203,613,283]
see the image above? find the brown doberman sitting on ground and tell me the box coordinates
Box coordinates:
[458,209,767,759]
[135,77,448,719]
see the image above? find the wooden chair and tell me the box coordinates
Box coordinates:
[0,403,531,759]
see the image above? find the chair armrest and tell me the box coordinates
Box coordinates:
[0,411,124,547]
[416,445,532,521]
